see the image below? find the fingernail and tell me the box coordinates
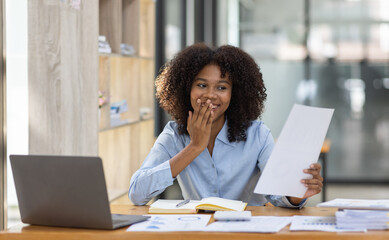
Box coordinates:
[303,169,308,173]
[197,99,201,104]
[206,99,211,103]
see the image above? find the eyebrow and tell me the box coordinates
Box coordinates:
[194,78,232,85]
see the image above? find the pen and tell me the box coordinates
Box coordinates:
[176,199,190,208]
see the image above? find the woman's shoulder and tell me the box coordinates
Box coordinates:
[247,120,271,133]
[160,121,180,136]
[246,120,273,143]
[164,120,179,130]
[158,121,187,141]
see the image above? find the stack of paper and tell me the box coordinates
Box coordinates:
[336,210,389,230]
[317,198,389,210]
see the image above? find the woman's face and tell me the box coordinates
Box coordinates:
[190,64,232,128]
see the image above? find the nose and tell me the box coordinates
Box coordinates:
[204,88,217,100]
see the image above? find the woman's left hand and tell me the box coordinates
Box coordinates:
[301,163,323,198]
[287,163,323,205]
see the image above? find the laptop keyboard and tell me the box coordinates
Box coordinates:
[111,214,150,228]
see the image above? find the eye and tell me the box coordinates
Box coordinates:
[217,85,227,90]
[197,83,206,88]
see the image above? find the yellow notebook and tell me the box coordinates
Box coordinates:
[148,197,247,214]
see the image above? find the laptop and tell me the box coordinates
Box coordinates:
[10,155,149,230]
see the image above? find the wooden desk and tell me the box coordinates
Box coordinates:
[1,205,388,240]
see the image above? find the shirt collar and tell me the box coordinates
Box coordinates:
[216,120,236,147]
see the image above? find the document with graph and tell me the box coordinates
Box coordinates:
[254,104,334,198]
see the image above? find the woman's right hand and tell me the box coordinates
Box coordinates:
[187,99,214,151]
[169,99,214,178]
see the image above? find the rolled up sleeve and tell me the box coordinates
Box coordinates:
[266,195,307,209]
[129,160,174,205]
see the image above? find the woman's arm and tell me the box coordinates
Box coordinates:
[129,100,215,205]
[170,99,214,177]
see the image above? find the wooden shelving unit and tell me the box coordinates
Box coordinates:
[98,0,156,200]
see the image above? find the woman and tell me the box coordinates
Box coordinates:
[128,43,323,207]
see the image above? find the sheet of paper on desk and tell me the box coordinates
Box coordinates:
[204,216,292,233]
[126,215,211,232]
[254,104,334,198]
[290,216,366,232]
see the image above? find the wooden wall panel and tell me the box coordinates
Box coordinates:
[28,0,98,155]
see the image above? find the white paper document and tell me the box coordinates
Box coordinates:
[254,104,334,198]
[126,214,211,232]
[204,216,292,233]
[290,216,366,232]
[317,198,389,210]
[336,209,389,230]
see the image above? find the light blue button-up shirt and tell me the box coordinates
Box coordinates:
[129,120,306,208]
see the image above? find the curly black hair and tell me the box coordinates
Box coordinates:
[155,43,267,142]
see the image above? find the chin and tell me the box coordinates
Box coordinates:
[212,114,225,124]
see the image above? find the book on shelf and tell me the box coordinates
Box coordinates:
[148,197,247,214]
